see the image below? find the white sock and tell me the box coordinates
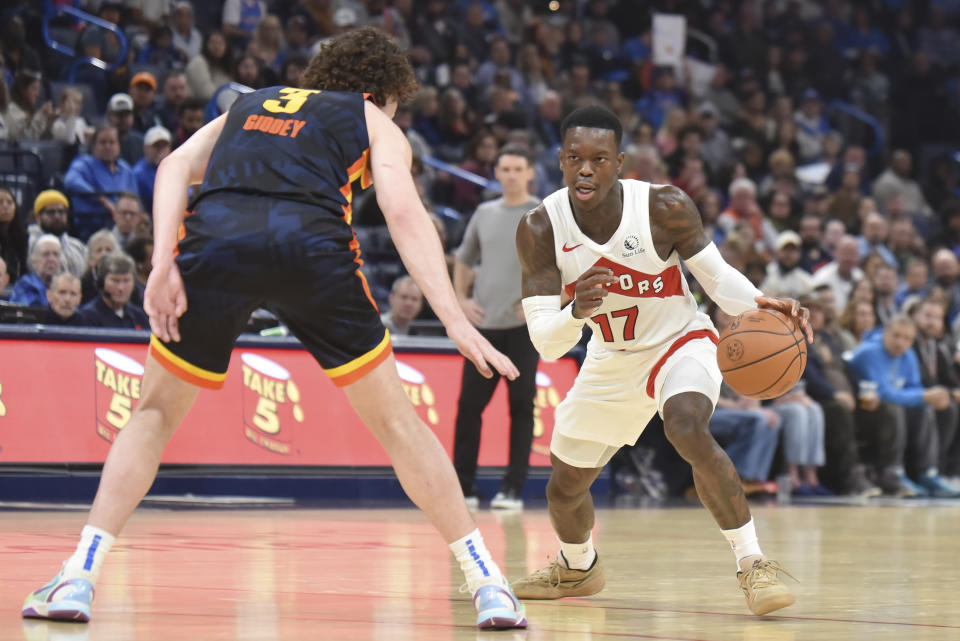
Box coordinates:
[62,525,115,583]
[449,529,502,593]
[721,518,763,571]
[559,533,596,570]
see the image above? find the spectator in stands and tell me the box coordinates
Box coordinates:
[381,275,423,336]
[171,1,202,61]
[44,272,85,326]
[280,54,308,88]
[233,54,268,89]
[64,125,139,241]
[838,298,878,350]
[450,129,498,215]
[794,88,830,164]
[158,72,190,134]
[858,211,898,269]
[872,149,934,219]
[717,178,777,253]
[798,214,832,274]
[186,31,233,102]
[175,98,206,148]
[129,72,161,135]
[137,24,186,71]
[10,235,61,307]
[911,297,960,489]
[697,102,732,177]
[126,235,154,288]
[811,235,863,315]
[247,14,285,74]
[415,0,461,67]
[803,295,880,497]
[0,256,10,300]
[27,190,87,278]
[110,192,143,252]
[849,314,958,497]
[222,0,267,49]
[106,93,145,165]
[283,15,313,59]
[760,230,812,299]
[0,185,28,284]
[78,253,148,329]
[872,262,900,326]
[51,87,93,148]
[4,70,53,143]
[80,230,120,304]
[931,248,960,325]
[773,382,830,496]
[133,126,172,215]
[895,258,931,309]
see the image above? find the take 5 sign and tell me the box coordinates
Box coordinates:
[0,338,577,466]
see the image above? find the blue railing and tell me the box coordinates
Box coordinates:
[41,0,128,83]
[421,156,502,193]
[828,99,885,157]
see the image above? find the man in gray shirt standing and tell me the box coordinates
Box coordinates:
[453,145,541,510]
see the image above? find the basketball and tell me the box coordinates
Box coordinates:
[717,309,807,400]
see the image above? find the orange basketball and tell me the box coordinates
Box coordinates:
[717,308,807,400]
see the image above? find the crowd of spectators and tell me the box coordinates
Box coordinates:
[2,1,960,498]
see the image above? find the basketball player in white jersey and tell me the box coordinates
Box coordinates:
[513,106,811,615]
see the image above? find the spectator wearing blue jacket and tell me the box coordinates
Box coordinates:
[849,315,958,497]
[133,125,172,215]
[9,235,62,307]
[64,126,138,241]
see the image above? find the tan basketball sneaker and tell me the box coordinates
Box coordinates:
[737,559,797,615]
[512,555,605,599]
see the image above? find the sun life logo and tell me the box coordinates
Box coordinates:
[622,234,644,257]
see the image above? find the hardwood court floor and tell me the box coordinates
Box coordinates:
[2,503,960,640]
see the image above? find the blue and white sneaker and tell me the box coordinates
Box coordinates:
[473,577,527,630]
[917,473,960,498]
[22,570,93,622]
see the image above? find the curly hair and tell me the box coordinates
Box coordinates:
[300,27,418,106]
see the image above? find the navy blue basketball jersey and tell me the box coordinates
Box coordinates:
[190,86,373,226]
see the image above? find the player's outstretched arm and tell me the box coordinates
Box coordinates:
[517,206,598,359]
[366,103,518,380]
[146,113,227,342]
[652,184,812,340]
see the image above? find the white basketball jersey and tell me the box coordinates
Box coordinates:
[543,179,714,351]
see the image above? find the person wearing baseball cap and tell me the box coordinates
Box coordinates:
[129,71,161,134]
[759,230,814,300]
[133,125,173,214]
[106,93,145,165]
[26,190,88,277]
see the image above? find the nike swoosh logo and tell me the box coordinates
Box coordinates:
[562,243,582,252]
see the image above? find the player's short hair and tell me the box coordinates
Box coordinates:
[560,105,622,148]
[496,144,534,166]
[300,27,419,107]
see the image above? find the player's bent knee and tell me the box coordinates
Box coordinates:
[547,457,599,502]
[662,393,715,453]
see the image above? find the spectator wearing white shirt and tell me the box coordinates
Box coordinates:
[811,235,864,316]
[761,231,813,300]
[171,1,202,60]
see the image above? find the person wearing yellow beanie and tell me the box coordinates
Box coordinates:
[33,189,70,215]
[27,190,87,277]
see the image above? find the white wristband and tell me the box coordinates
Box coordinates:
[521,295,586,360]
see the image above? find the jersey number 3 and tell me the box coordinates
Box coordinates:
[262,87,322,114]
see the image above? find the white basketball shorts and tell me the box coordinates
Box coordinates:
[551,329,723,469]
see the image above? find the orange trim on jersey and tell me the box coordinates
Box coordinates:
[339,148,372,225]
[349,232,379,312]
[173,210,192,258]
[325,331,393,387]
[645,329,719,398]
[150,335,227,390]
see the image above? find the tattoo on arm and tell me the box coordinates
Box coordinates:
[650,185,711,260]
[516,205,562,297]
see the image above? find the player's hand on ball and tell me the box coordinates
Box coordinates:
[572,266,616,319]
[755,295,813,342]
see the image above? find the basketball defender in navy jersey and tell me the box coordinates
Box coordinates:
[23,28,526,630]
